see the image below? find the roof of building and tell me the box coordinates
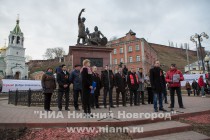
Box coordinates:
[11,17,22,35]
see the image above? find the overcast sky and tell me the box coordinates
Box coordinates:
[0,0,210,60]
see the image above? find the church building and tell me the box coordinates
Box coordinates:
[0,17,28,79]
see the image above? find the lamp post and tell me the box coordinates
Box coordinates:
[190,32,209,73]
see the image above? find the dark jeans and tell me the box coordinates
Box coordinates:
[170,87,184,108]
[153,92,163,110]
[163,88,168,103]
[58,90,69,110]
[186,89,191,96]
[193,89,199,96]
[147,87,153,104]
[73,90,82,109]
[137,91,145,105]
[103,88,113,107]
[90,93,98,108]
[83,89,91,113]
[130,89,137,105]
[44,93,52,110]
[116,89,126,106]
[90,94,99,108]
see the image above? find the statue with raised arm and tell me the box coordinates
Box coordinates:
[77,8,87,45]
[87,26,108,46]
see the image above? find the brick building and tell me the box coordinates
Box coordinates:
[107,30,158,75]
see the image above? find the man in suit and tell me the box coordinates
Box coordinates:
[101,65,115,108]
[57,64,71,111]
[115,67,127,107]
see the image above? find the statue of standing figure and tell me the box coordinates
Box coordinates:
[77,8,88,45]
[77,9,107,46]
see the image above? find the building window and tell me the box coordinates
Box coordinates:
[129,56,133,63]
[120,47,123,53]
[136,55,140,62]
[114,59,117,64]
[193,68,196,70]
[128,46,132,52]
[113,49,117,54]
[120,58,124,63]
[135,45,140,51]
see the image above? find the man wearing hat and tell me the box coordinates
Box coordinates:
[165,63,185,111]
[69,64,82,111]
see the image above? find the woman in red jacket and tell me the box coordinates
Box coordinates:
[198,75,205,97]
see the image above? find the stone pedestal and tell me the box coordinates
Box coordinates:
[69,45,113,73]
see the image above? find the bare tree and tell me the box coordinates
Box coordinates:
[43,47,65,59]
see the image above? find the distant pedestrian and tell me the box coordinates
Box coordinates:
[0,75,3,93]
[198,75,205,97]
[185,81,192,96]
[192,80,199,96]
[41,68,56,111]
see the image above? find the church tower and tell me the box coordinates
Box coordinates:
[4,15,28,79]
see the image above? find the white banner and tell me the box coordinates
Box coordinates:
[2,79,42,92]
[181,74,206,86]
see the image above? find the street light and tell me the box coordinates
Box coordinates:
[190,32,209,73]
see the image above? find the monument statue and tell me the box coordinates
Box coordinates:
[77,9,107,46]
[87,26,107,46]
[77,8,87,45]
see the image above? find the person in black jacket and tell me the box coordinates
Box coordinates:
[81,59,93,117]
[149,60,166,112]
[127,66,139,106]
[69,64,82,111]
[91,66,102,109]
[101,65,115,108]
[115,67,127,107]
[57,64,71,111]
[192,80,199,96]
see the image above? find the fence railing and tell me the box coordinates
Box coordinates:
[8,89,73,107]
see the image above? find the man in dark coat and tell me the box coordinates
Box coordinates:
[150,60,167,112]
[91,66,102,109]
[115,67,127,107]
[101,65,115,108]
[127,66,139,106]
[69,64,82,111]
[57,64,71,111]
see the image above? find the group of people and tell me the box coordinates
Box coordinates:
[185,75,207,97]
[41,59,187,117]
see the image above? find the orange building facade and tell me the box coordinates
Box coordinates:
[107,30,158,75]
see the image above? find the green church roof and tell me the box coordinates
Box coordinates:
[12,19,22,34]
